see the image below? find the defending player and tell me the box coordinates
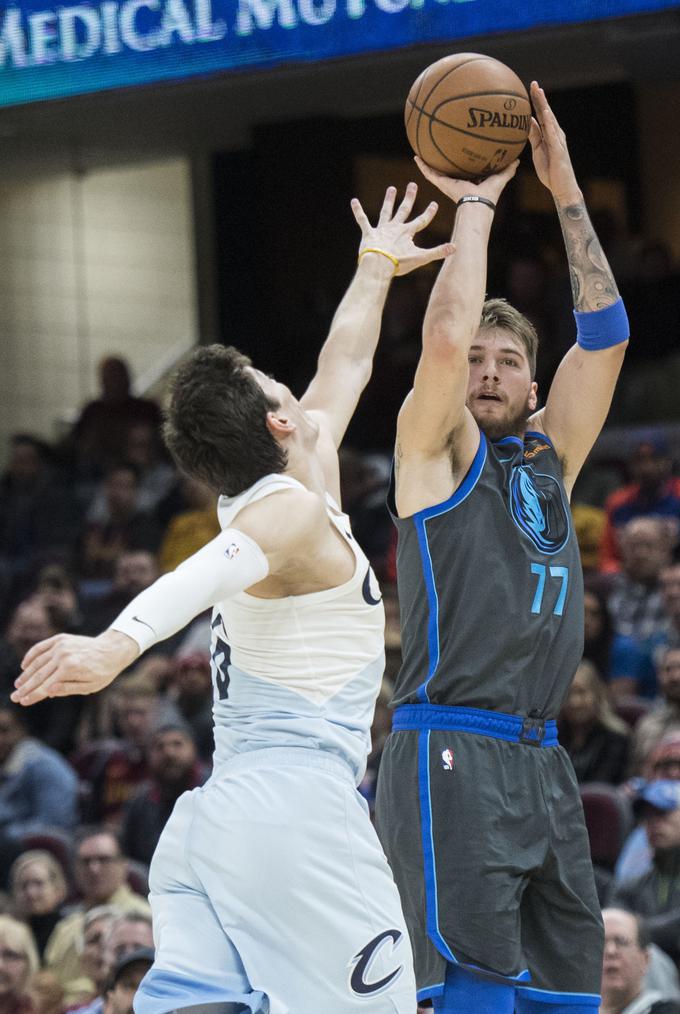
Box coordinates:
[13,186,453,1013]
[374,83,629,1013]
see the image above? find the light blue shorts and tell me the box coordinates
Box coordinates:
[134,747,416,1013]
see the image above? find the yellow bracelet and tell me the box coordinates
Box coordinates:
[358,248,400,274]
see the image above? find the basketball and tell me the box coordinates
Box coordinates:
[405,53,531,180]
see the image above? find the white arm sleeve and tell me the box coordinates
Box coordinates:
[109,528,269,653]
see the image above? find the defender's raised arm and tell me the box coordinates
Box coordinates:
[301,183,453,449]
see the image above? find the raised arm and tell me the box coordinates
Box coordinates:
[300,184,454,448]
[527,82,629,494]
[397,160,518,465]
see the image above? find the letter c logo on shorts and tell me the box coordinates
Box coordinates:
[349,929,404,996]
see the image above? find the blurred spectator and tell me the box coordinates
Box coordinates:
[612,781,680,964]
[87,425,176,526]
[168,652,213,762]
[0,914,40,1014]
[121,724,208,866]
[0,697,78,837]
[600,908,680,1014]
[44,829,149,1004]
[67,905,119,1009]
[9,850,69,957]
[79,465,162,581]
[0,434,80,625]
[82,677,162,827]
[34,566,83,634]
[69,356,161,477]
[29,970,65,1014]
[74,913,154,1014]
[0,596,84,753]
[616,734,680,886]
[605,517,674,694]
[558,660,630,785]
[583,587,651,698]
[660,564,680,649]
[600,438,680,574]
[158,477,219,573]
[631,649,680,776]
[81,551,159,636]
[572,502,607,576]
[100,948,154,1014]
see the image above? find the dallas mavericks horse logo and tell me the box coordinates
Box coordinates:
[509,465,569,554]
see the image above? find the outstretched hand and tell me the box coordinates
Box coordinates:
[414,157,519,207]
[351,182,454,276]
[529,81,580,204]
[11,630,139,706]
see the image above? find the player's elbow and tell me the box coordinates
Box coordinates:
[423,311,472,363]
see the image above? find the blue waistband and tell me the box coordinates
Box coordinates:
[393,704,559,747]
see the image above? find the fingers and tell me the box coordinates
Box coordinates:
[496,159,520,183]
[421,241,456,265]
[11,659,61,705]
[19,634,61,678]
[409,200,439,233]
[378,185,397,225]
[350,197,370,233]
[394,181,418,222]
[414,156,447,187]
[528,117,543,150]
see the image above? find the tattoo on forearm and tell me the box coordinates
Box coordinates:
[395,441,403,478]
[557,201,620,311]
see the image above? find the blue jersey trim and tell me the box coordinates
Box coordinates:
[413,433,488,522]
[524,430,555,448]
[516,985,600,1006]
[418,730,458,964]
[394,704,559,747]
[417,731,533,981]
[417,983,445,1001]
[413,435,487,702]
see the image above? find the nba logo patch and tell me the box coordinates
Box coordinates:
[441,748,454,771]
[224,543,240,560]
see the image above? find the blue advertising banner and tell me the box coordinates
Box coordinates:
[0,0,678,107]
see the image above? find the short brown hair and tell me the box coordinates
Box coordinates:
[479,298,539,379]
[163,345,287,497]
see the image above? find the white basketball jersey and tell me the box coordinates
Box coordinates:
[210,474,385,783]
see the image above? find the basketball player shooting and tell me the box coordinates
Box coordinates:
[375,82,630,1013]
[13,186,453,1014]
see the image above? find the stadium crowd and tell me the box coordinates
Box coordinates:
[0,226,679,1013]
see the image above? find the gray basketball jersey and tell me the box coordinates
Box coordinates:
[389,430,584,718]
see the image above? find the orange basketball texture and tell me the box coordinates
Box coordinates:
[405,54,531,180]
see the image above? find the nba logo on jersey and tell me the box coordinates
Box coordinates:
[441,748,454,771]
[224,543,240,560]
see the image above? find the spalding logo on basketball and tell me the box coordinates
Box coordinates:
[405,53,531,180]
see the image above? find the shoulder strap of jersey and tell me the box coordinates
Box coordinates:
[217,474,306,529]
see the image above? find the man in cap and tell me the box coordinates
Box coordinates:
[612,781,680,963]
[103,948,154,1014]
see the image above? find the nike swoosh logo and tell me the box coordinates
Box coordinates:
[131,616,155,633]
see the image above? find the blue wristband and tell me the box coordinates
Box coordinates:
[574,297,629,351]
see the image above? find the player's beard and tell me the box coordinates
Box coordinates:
[471,392,534,441]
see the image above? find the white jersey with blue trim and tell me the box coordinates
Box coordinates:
[210,474,385,783]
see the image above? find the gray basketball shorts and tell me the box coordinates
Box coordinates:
[374,713,603,1005]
